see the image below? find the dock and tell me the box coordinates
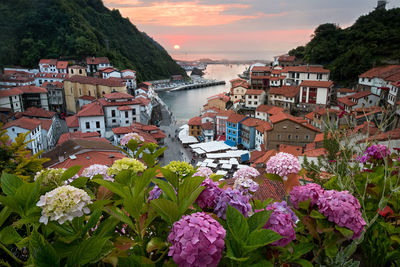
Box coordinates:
[170,80,225,91]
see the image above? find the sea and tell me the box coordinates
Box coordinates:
[158,64,249,123]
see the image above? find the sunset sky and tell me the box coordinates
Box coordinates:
[103,0,399,60]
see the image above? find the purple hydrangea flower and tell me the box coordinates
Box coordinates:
[289,183,324,209]
[196,179,223,210]
[266,152,301,179]
[148,185,162,201]
[193,167,213,178]
[168,212,226,267]
[259,201,297,247]
[317,190,366,239]
[358,144,390,163]
[233,177,259,195]
[120,132,144,146]
[233,166,260,180]
[82,164,114,181]
[214,188,252,219]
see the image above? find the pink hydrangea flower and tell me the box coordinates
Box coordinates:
[358,144,390,163]
[195,178,223,210]
[233,166,260,180]
[193,167,213,178]
[266,152,301,179]
[82,164,114,181]
[259,201,297,247]
[317,190,366,239]
[289,183,324,209]
[168,212,226,267]
[120,132,144,146]
[148,185,162,201]
[214,188,252,219]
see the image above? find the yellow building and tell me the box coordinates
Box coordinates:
[68,65,87,77]
[64,75,127,113]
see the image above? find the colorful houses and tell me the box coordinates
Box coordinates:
[225,113,247,146]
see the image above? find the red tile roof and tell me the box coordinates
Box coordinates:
[118,106,133,111]
[103,92,134,100]
[56,61,68,69]
[269,86,300,98]
[361,128,400,142]
[39,59,57,65]
[65,75,125,87]
[337,88,356,93]
[202,122,214,130]
[350,91,371,99]
[97,98,141,107]
[252,149,278,166]
[112,123,166,143]
[0,88,23,97]
[245,89,264,95]
[279,144,302,156]
[52,151,125,172]
[66,115,79,128]
[35,73,67,79]
[251,66,271,72]
[359,65,400,79]
[101,68,119,74]
[269,112,321,132]
[37,118,53,131]
[216,109,235,117]
[227,113,246,123]
[42,81,63,88]
[57,131,101,145]
[256,120,272,132]
[256,105,284,115]
[241,118,261,127]
[86,57,110,65]
[121,69,136,73]
[284,65,329,74]
[300,80,334,88]
[303,148,327,157]
[78,95,96,101]
[337,96,356,107]
[16,85,47,94]
[77,102,104,117]
[314,133,324,143]
[202,112,217,118]
[22,107,56,118]
[188,116,202,126]
[314,107,340,116]
[278,55,296,62]
[305,112,314,120]
[3,117,41,130]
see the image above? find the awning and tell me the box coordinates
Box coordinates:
[207,162,218,168]
[221,163,232,169]
[216,170,228,176]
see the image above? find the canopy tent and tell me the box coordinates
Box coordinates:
[204,159,214,163]
[219,160,229,164]
[237,164,248,169]
[193,148,206,154]
[221,163,232,169]
[196,162,203,167]
[207,162,218,168]
[229,158,239,165]
[190,141,233,153]
[178,124,199,144]
[206,150,249,159]
[216,170,228,176]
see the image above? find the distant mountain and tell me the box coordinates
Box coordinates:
[0,0,186,81]
[289,8,400,86]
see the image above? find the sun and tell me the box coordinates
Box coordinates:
[173,44,180,50]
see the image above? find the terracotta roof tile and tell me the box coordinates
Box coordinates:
[227,113,246,123]
[279,144,302,156]
[0,88,23,97]
[3,117,41,130]
[22,107,55,118]
[37,118,53,131]
[359,65,400,79]
[202,122,214,130]
[42,81,63,88]
[284,65,330,74]
[97,98,141,107]
[300,80,334,88]
[188,116,202,125]
[66,115,79,128]
[251,66,271,72]
[57,131,101,145]
[245,89,264,95]
[16,85,47,94]
[39,59,57,65]
[337,96,356,107]
[256,120,272,132]
[86,57,110,65]
[79,95,96,101]
[104,92,134,99]
[202,112,217,118]
[256,105,284,115]
[216,109,235,117]
[269,112,321,132]
[303,148,327,157]
[77,102,104,117]
[241,118,261,127]
[269,86,300,98]
[305,112,314,120]
[56,61,68,69]
[337,88,356,93]
[65,75,125,87]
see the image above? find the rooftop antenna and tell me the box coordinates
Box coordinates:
[376,0,387,10]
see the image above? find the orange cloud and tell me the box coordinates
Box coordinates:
[104,1,274,26]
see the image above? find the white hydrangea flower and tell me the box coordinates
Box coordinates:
[233,176,259,194]
[82,164,114,181]
[36,185,92,225]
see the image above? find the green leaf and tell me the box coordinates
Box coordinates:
[335,225,353,238]
[152,178,177,202]
[92,179,129,198]
[264,173,283,182]
[153,147,167,159]
[118,255,155,267]
[249,260,273,267]
[150,199,179,224]
[310,209,326,219]
[298,199,311,210]
[104,206,135,229]
[1,173,23,196]
[0,226,22,245]
[123,195,143,220]
[0,196,22,214]
[226,205,249,244]
[70,177,89,188]
[178,176,204,214]
[292,259,314,267]
[248,210,272,232]
[292,242,314,259]
[94,217,119,238]
[133,168,157,198]
[159,168,178,189]
[244,229,282,251]
[0,207,11,228]
[142,153,156,167]
[68,236,108,266]
[325,242,338,258]
[146,237,168,253]
[82,209,102,236]
[60,165,81,182]
[30,231,60,267]
[114,169,132,185]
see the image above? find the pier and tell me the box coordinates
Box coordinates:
[153,79,225,92]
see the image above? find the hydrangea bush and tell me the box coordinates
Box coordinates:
[1,135,392,266]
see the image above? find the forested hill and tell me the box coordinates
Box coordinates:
[289,8,400,86]
[0,0,186,81]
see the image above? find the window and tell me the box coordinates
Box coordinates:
[257,112,260,116]
[228,130,231,134]
[112,119,116,123]
[233,138,236,142]
[296,135,299,140]
[126,120,129,124]
[96,121,100,128]
[307,73,310,79]
[88,91,91,96]
[228,136,231,140]
[283,125,287,129]
[296,125,300,129]
[248,101,252,105]
[132,109,136,115]
[86,122,90,129]
[277,134,280,140]
[254,101,258,105]
[79,88,82,95]
[288,134,291,139]
[111,110,116,117]
[125,111,129,118]
[228,122,231,127]
[70,87,73,94]
[232,124,236,128]
[305,135,309,140]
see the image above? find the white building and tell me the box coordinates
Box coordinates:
[77,102,106,137]
[268,86,300,109]
[299,80,334,106]
[35,73,67,87]
[101,68,121,79]
[244,89,266,109]
[255,105,284,122]
[38,118,57,151]
[121,69,137,92]
[86,57,111,73]
[282,65,330,86]
[0,88,23,112]
[337,91,380,113]
[38,59,68,73]
[3,117,42,154]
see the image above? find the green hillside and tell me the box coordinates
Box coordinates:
[0,0,186,81]
[289,8,400,86]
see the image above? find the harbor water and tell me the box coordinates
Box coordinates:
[158,64,248,122]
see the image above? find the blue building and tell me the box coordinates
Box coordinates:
[241,118,261,150]
[225,113,247,146]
